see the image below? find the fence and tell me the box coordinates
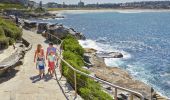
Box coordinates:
[47,33,144,100]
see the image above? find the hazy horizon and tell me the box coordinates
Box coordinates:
[34,0,169,4]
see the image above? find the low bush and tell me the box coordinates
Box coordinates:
[0,18,22,49]
[34,7,46,13]
[62,35,113,100]
[62,35,84,56]
[0,18,22,39]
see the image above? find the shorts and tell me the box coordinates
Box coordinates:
[39,65,44,70]
[48,62,55,71]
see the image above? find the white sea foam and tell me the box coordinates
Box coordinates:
[79,39,131,67]
[104,58,123,67]
[79,39,103,51]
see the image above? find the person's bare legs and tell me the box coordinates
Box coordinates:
[43,69,45,77]
[39,70,41,78]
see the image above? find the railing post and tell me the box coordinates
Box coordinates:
[130,93,133,100]
[74,70,77,97]
[114,88,117,100]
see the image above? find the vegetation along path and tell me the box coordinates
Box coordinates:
[0,29,66,100]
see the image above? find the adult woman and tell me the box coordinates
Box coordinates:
[34,44,45,78]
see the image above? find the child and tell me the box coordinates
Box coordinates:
[47,51,56,77]
[36,57,46,78]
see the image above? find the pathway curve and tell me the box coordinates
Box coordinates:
[0,29,66,100]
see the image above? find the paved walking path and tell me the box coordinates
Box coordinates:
[0,30,66,100]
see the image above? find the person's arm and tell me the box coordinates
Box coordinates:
[44,58,46,67]
[46,48,48,60]
[34,50,37,63]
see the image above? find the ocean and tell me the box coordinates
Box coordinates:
[38,10,170,97]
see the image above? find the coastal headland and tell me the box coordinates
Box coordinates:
[0,8,169,100]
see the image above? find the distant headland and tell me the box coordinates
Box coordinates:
[1,0,170,10]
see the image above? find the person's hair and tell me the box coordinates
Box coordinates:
[49,42,53,46]
[37,44,42,53]
[49,51,53,55]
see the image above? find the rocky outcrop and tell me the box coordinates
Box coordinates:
[96,52,123,58]
[37,22,48,34]
[41,23,86,40]
[0,43,25,76]
[84,48,97,53]
[90,67,152,99]
[23,20,37,30]
[83,48,163,99]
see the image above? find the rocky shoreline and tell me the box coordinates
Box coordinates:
[22,17,167,99]
[0,38,32,77]
[83,48,168,100]
[14,11,168,99]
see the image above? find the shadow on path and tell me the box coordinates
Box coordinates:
[44,73,52,82]
[30,75,41,83]
[0,68,19,84]
[44,40,50,44]
[30,73,53,83]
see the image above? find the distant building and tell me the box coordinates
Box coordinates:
[78,0,84,7]
[0,0,29,6]
[47,2,58,8]
[28,1,37,8]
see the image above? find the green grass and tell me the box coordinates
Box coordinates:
[0,17,22,49]
[61,35,113,100]
[0,3,25,10]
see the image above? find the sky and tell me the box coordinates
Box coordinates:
[34,0,168,4]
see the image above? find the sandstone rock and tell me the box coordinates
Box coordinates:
[23,20,37,30]
[91,67,152,99]
[84,48,97,53]
[37,22,48,34]
[91,55,107,68]
[46,24,85,40]
[96,52,123,58]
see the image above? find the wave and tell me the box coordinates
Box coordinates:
[79,39,131,67]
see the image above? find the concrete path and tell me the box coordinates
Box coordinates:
[0,30,66,100]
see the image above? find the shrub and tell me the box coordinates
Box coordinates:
[9,38,15,45]
[0,26,8,49]
[0,18,22,39]
[62,34,84,56]
[61,35,113,100]
[0,18,22,49]
[0,37,9,50]
[34,7,46,13]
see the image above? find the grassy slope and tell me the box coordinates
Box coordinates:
[0,17,22,49]
[0,3,25,10]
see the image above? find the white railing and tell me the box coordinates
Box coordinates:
[47,33,144,100]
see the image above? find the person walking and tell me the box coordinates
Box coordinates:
[47,51,56,77]
[46,42,57,74]
[34,44,46,79]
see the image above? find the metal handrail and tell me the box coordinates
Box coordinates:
[47,32,144,100]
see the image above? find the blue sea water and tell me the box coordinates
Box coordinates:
[41,11,170,97]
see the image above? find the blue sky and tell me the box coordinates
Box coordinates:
[34,0,167,4]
